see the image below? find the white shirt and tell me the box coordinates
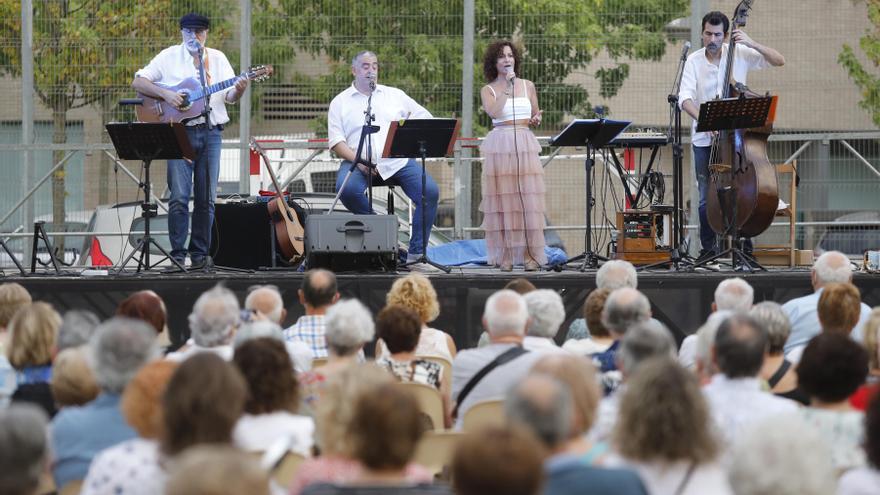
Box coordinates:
[523,336,569,354]
[562,338,613,356]
[702,375,799,449]
[327,83,433,179]
[838,467,880,495]
[165,339,233,362]
[135,43,237,126]
[80,438,165,495]
[233,411,315,457]
[678,44,771,146]
[451,343,543,430]
[588,386,622,444]
[677,334,698,370]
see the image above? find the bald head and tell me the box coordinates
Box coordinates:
[244,286,285,324]
[300,269,338,311]
[812,251,852,289]
[505,374,571,449]
[602,288,651,336]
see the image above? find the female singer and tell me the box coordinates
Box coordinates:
[479,40,546,272]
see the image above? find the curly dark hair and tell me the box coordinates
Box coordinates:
[376,305,422,354]
[483,40,521,83]
[867,392,880,469]
[797,332,868,403]
[233,337,299,414]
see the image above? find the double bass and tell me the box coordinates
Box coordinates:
[706,0,779,239]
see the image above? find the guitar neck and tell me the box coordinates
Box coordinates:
[189,75,241,102]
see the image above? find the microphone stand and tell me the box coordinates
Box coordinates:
[330,80,380,212]
[641,42,699,272]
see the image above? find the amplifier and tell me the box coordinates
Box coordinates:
[614,209,672,264]
[305,214,398,272]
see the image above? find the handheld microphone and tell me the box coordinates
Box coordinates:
[680,41,691,61]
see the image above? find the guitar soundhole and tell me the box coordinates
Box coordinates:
[178,91,192,111]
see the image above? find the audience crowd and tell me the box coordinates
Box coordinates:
[1,249,880,495]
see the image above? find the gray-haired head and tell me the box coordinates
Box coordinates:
[714,312,768,379]
[729,415,836,495]
[188,285,240,347]
[695,310,732,374]
[524,289,565,339]
[89,316,159,394]
[749,301,791,355]
[351,50,378,68]
[616,320,676,376]
[714,277,754,312]
[484,290,529,338]
[601,288,651,336]
[233,320,284,349]
[596,260,638,290]
[244,285,284,324]
[325,299,374,357]
[0,404,48,495]
[505,374,572,449]
[56,309,101,351]
[813,251,852,287]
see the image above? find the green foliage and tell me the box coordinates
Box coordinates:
[253,0,687,134]
[839,0,880,127]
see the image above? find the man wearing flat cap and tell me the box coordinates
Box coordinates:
[132,13,247,271]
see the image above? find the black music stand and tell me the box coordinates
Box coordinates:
[693,95,776,272]
[383,118,460,273]
[549,118,630,271]
[106,122,193,273]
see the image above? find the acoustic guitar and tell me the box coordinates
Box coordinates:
[135,65,273,123]
[250,138,305,263]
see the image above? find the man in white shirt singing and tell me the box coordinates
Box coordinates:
[327,51,439,261]
[678,11,785,261]
[131,13,247,270]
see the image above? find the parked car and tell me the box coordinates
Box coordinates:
[814,211,880,257]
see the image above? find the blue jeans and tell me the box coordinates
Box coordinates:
[166,126,222,262]
[693,145,752,255]
[693,145,717,254]
[335,159,439,254]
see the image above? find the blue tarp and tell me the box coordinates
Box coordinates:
[427,239,568,267]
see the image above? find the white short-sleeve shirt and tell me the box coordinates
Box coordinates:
[678,43,771,147]
[327,84,433,179]
[135,43,237,126]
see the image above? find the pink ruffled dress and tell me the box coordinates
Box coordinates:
[479,81,547,266]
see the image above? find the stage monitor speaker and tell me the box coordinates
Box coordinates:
[306,214,398,272]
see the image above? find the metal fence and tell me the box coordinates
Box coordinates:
[1,0,878,269]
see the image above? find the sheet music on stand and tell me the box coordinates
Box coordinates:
[106,122,195,161]
[696,95,777,133]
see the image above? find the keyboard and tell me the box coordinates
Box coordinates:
[608,132,669,148]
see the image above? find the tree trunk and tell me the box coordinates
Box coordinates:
[52,101,68,251]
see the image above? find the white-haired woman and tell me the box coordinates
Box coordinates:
[166,285,240,362]
[298,299,374,414]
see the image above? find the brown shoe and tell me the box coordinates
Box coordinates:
[524,260,540,272]
[499,262,513,272]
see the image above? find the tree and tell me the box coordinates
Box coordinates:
[839,0,880,127]
[252,0,687,134]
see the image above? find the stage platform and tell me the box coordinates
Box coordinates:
[6,266,880,349]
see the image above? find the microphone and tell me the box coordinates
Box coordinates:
[118,98,143,106]
[366,73,376,91]
[680,41,691,61]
